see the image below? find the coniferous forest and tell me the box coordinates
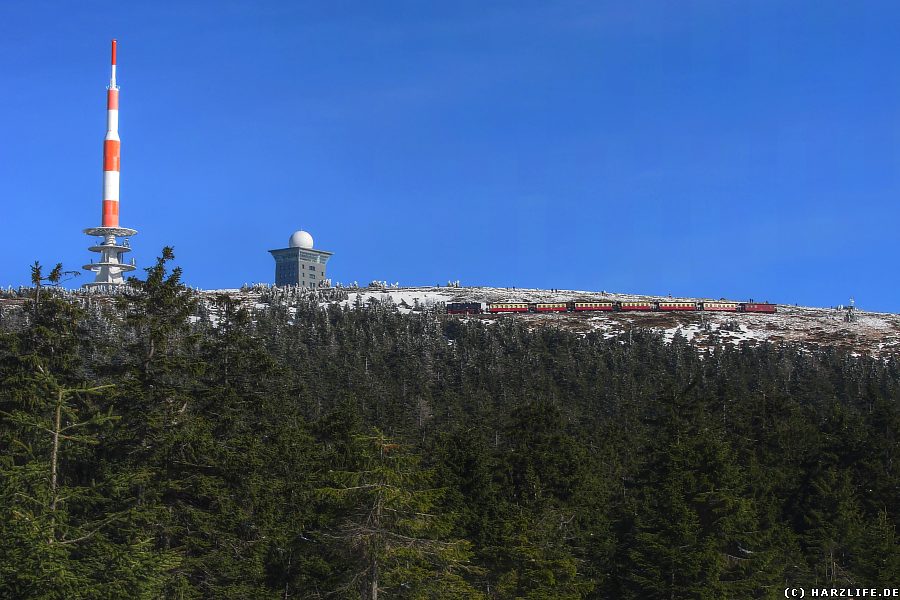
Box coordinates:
[1,251,898,599]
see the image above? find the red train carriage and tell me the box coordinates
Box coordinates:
[702,301,739,312]
[658,301,698,311]
[571,301,615,311]
[487,302,529,313]
[619,301,654,311]
[741,302,777,314]
[533,302,568,312]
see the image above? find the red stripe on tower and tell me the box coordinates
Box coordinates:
[102,200,119,220]
[103,140,120,171]
[101,199,119,226]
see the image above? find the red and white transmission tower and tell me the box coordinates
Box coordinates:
[83,39,137,287]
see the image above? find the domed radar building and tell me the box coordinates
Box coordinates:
[269,230,333,288]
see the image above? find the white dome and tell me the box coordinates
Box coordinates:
[288,230,314,249]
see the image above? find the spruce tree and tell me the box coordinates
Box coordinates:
[320,430,483,599]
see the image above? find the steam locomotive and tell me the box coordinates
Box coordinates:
[446,300,777,315]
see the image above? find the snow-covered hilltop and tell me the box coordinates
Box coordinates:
[198,285,900,358]
[3,284,897,357]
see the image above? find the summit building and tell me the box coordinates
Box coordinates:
[269,230,333,288]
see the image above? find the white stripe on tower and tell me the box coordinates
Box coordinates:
[102,39,120,228]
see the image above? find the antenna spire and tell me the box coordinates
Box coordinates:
[109,39,118,89]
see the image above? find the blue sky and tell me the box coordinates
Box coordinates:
[2,1,899,311]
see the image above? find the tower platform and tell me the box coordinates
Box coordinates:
[83,226,138,286]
